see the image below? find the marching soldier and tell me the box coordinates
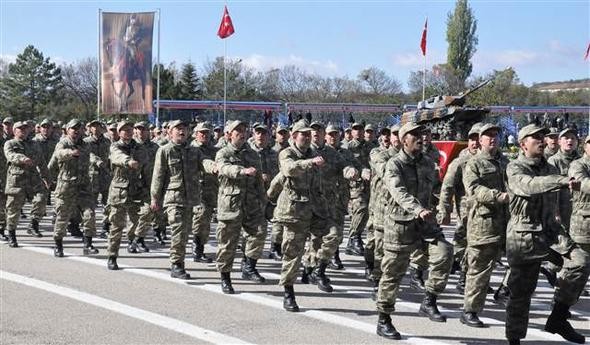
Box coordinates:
[504,124,583,345]
[376,122,453,340]
[543,127,559,159]
[268,124,290,260]
[460,123,509,327]
[0,124,8,241]
[150,120,216,278]
[51,119,98,257]
[3,117,14,140]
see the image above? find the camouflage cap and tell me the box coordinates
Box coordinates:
[351,122,364,130]
[3,117,13,124]
[162,121,169,128]
[478,123,501,136]
[13,121,27,129]
[226,120,247,133]
[380,126,391,135]
[310,121,325,130]
[468,122,484,137]
[398,122,425,140]
[344,127,352,132]
[325,124,340,134]
[40,118,53,127]
[518,124,550,142]
[276,124,289,133]
[213,124,223,131]
[117,120,134,132]
[87,119,102,127]
[291,119,312,133]
[66,118,83,129]
[390,124,401,134]
[107,122,117,130]
[558,127,577,138]
[253,122,268,131]
[365,124,376,132]
[134,121,148,129]
[149,124,155,130]
[547,127,559,137]
[168,119,187,129]
[193,121,212,132]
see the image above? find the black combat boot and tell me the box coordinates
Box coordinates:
[409,267,425,291]
[99,221,110,239]
[268,242,282,261]
[460,311,484,328]
[46,194,51,206]
[365,259,375,281]
[311,262,333,293]
[170,262,191,279]
[192,237,211,263]
[329,249,344,270]
[353,234,365,255]
[456,271,466,294]
[493,284,510,306]
[0,225,9,242]
[345,237,358,256]
[27,218,42,237]
[419,291,447,322]
[8,230,18,248]
[107,256,119,270]
[544,301,585,344]
[83,236,99,255]
[127,240,138,253]
[283,285,299,312]
[301,266,313,284]
[540,264,557,288]
[221,272,235,294]
[450,259,461,274]
[68,220,83,238]
[20,209,27,219]
[508,339,520,345]
[376,312,401,340]
[241,257,266,283]
[153,227,165,245]
[135,237,150,253]
[53,238,64,257]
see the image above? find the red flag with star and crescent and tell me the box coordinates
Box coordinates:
[217,6,235,39]
[420,18,428,56]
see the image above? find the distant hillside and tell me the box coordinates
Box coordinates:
[533,78,590,92]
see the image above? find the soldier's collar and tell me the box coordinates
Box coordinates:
[518,152,543,166]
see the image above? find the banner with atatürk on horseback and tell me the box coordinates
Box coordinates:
[101,12,154,114]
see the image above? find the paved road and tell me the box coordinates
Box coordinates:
[1,202,588,345]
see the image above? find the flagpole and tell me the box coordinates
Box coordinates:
[422,53,426,102]
[97,9,102,120]
[156,8,161,126]
[224,38,227,126]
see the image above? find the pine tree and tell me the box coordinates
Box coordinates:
[177,62,201,100]
[446,0,478,90]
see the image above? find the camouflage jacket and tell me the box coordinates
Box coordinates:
[134,138,159,189]
[214,136,229,149]
[423,142,441,167]
[84,134,112,192]
[272,141,289,154]
[151,141,215,208]
[215,142,266,221]
[51,136,93,198]
[506,153,570,264]
[343,138,371,198]
[463,150,510,246]
[327,142,359,212]
[369,146,398,229]
[0,138,6,192]
[4,138,48,195]
[548,150,581,229]
[544,146,558,160]
[437,148,477,221]
[249,141,279,190]
[190,140,219,206]
[108,139,149,205]
[568,154,590,244]
[32,134,57,172]
[274,143,327,223]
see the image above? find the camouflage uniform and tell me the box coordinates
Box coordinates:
[269,138,290,251]
[548,148,581,230]
[0,134,7,240]
[84,131,112,226]
[462,148,509,317]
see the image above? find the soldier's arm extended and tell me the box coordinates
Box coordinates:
[278,149,315,177]
[4,141,28,165]
[150,147,167,206]
[383,158,427,218]
[506,161,569,197]
[438,158,460,215]
[267,172,285,202]
[215,148,247,178]
[462,159,504,205]
[569,160,590,194]
[110,143,133,167]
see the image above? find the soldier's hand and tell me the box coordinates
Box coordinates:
[22,158,34,166]
[361,168,371,181]
[497,192,510,204]
[71,149,80,158]
[419,210,434,223]
[312,156,325,167]
[262,173,270,182]
[150,200,160,212]
[242,167,257,176]
[569,178,581,191]
[128,160,140,170]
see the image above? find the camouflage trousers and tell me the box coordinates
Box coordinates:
[0,192,6,228]
[453,214,468,271]
[348,194,369,240]
[377,225,452,314]
[166,205,194,265]
[554,243,590,306]
[270,222,284,245]
[192,201,214,244]
[464,242,502,313]
[53,186,96,239]
[365,224,384,280]
[95,188,110,223]
[302,217,339,269]
[216,215,266,273]
[106,203,141,258]
[409,247,429,271]
[278,216,329,286]
[505,261,542,340]
[6,189,47,231]
[126,202,152,240]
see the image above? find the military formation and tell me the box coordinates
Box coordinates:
[1,115,589,344]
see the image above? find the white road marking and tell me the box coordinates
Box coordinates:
[0,270,253,345]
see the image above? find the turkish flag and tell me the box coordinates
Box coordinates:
[217,6,235,39]
[585,42,590,60]
[420,18,427,56]
[434,141,467,179]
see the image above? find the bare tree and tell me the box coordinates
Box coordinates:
[61,57,98,118]
[357,66,402,96]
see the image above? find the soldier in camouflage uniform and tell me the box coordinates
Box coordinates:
[33,119,57,206]
[364,124,379,151]
[0,124,8,242]
[504,124,584,345]
[150,120,216,278]
[215,120,267,293]
[543,127,559,159]
[344,122,372,256]
[268,124,290,260]
[342,127,352,145]
[190,121,219,263]
[376,122,453,340]
[274,119,327,311]
[51,119,99,257]
[2,117,14,140]
[437,123,482,293]
[4,121,49,247]
[460,123,509,327]
[541,128,581,286]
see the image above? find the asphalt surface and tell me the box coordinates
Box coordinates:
[1,201,588,345]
